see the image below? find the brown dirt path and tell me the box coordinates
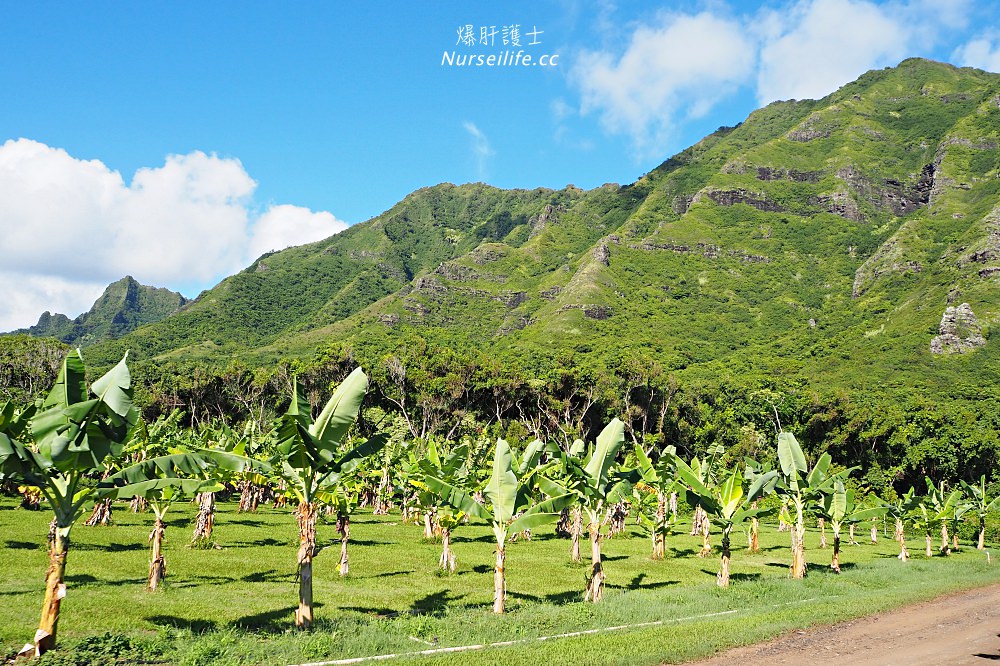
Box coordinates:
[682,583,1000,666]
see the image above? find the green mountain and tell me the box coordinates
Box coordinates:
[90,59,1000,393]
[15,276,188,347]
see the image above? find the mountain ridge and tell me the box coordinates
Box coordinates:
[58,58,1000,395]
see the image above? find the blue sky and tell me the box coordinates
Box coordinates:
[1,0,999,330]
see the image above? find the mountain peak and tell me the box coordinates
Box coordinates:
[10,277,188,347]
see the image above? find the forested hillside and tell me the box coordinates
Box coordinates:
[10,58,1000,492]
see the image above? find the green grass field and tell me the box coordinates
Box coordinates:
[2,497,998,665]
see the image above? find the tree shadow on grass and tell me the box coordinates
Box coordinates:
[410,590,465,616]
[241,569,294,584]
[453,534,494,544]
[471,564,492,574]
[339,606,399,617]
[618,573,680,591]
[225,517,267,527]
[65,573,144,586]
[341,539,386,547]
[5,540,41,550]
[729,573,762,582]
[543,590,582,604]
[231,537,289,548]
[232,605,316,632]
[669,547,699,558]
[350,570,413,579]
[75,542,146,552]
[602,554,628,562]
[147,615,218,633]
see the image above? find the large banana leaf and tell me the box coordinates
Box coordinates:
[425,475,492,522]
[777,431,806,477]
[309,367,368,452]
[486,439,518,523]
[583,418,625,492]
[719,472,744,520]
[509,492,576,532]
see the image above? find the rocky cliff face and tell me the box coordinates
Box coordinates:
[930,303,986,354]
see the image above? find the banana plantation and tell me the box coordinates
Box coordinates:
[1,353,998,663]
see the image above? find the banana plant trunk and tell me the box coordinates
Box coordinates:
[492,526,506,614]
[748,501,760,553]
[698,514,712,558]
[940,523,950,555]
[831,530,841,573]
[147,518,167,591]
[423,510,435,540]
[717,529,731,588]
[895,519,909,561]
[819,518,826,548]
[130,496,148,513]
[584,521,605,602]
[34,525,70,655]
[191,492,215,545]
[953,532,959,551]
[84,498,114,526]
[871,520,878,544]
[336,512,350,576]
[440,526,456,573]
[925,531,933,557]
[295,501,318,628]
[791,505,807,578]
[652,492,666,559]
[979,522,986,550]
[849,523,858,545]
[570,507,583,563]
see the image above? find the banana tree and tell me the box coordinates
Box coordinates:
[961,476,1000,550]
[408,440,474,572]
[0,351,137,657]
[548,418,631,602]
[630,443,678,559]
[882,487,919,561]
[742,457,776,552]
[817,480,886,573]
[773,432,848,578]
[425,437,573,613]
[678,442,726,557]
[915,479,964,556]
[272,367,387,628]
[101,452,223,590]
[676,460,777,587]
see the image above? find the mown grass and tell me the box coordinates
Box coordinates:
[1,497,998,665]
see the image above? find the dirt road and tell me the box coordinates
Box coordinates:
[684,583,1000,665]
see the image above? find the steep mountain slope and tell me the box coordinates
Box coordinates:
[90,59,1000,392]
[13,276,188,347]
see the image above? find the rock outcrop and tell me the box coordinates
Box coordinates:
[929,303,986,354]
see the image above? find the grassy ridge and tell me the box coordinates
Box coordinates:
[2,497,998,665]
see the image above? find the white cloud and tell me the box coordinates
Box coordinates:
[0,138,348,330]
[248,204,349,260]
[463,121,495,180]
[756,0,910,104]
[570,10,755,157]
[953,34,1000,73]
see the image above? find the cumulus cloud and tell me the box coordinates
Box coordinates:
[953,34,1000,72]
[463,121,495,180]
[757,0,911,103]
[567,0,976,152]
[570,10,755,157]
[248,204,349,260]
[0,139,348,330]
